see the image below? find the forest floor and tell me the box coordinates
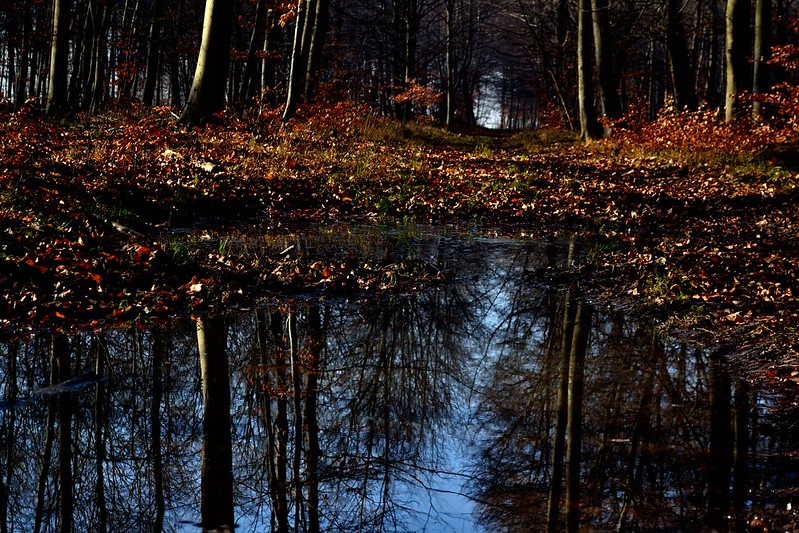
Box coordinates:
[2,103,799,386]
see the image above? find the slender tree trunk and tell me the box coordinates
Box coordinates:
[666,0,698,109]
[577,0,601,139]
[143,0,165,105]
[260,9,281,108]
[239,0,267,102]
[283,0,311,121]
[725,0,751,122]
[446,0,455,129]
[304,0,329,103]
[47,0,72,116]
[14,0,32,110]
[752,0,771,119]
[180,0,235,125]
[591,0,622,123]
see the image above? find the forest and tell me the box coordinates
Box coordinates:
[0,0,795,129]
[0,0,796,367]
[2,1,799,532]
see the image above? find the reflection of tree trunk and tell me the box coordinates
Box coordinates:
[732,379,750,513]
[270,311,290,533]
[565,302,590,533]
[707,348,733,530]
[546,293,575,533]
[54,333,73,533]
[93,335,108,533]
[33,347,58,533]
[305,306,322,533]
[197,317,235,530]
[152,326,167,532]
[288,312,305,531]
[0,341,18,533]
[617,336,659,529]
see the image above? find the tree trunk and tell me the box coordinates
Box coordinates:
[725,0,751,122]
[577,0,602,139]
[666,0,698,110]
[180,0,235,125]
[143,0,166,105]
[446,0,455,129]
[591,0,622,123]
[283,0,311,121]
[304,0,329,103]
[14,0,32,110]
[47,0,72,116]
[752,0,771,119]
[239,0,267,102]
[260,8,282,108]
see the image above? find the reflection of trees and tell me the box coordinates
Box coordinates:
[0,233,795,532]
[470,288,761,532]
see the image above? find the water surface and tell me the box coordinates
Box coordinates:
[0,229,795,532]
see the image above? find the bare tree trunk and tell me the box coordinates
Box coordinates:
[446,0,455,129]
[666,0,698,110]
[180,0,235,125]
[577,0,601,139]
[725,0,751,122]
[14,0,32,110]
[304,0,329,103]
[591,0,622,124]
[283,0,311,121]
[47,0,72,116]
[238,0,267,102]
[143,0,166,105]
[752,0,771,119]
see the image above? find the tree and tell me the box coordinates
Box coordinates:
[46,0,72,116]
[592,0,623,122]
[577,0,603,139]
[752,0,771,119]
[180,0,235,125]
[725,0,751,122]
[666,0,698,110]
[283,0,330,121]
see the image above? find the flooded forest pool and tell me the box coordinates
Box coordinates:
[1,228,797,532]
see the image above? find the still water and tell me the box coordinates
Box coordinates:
[0,229,796,532]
